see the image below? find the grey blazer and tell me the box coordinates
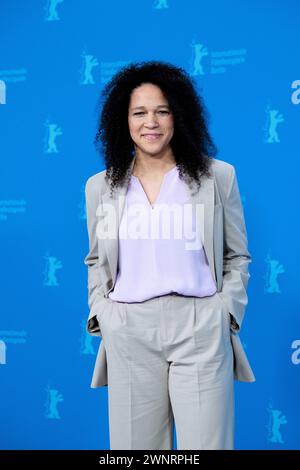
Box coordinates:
[84,156,256,387]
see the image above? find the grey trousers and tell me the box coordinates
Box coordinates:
[98,291,234,450]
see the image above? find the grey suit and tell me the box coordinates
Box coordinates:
[83,156,256,449]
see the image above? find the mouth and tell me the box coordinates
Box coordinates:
[141,134,162,141]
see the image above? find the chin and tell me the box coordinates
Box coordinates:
[142,147,166,155]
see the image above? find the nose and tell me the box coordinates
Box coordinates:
[144,112,159,127]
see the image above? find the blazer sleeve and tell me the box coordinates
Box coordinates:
[83,177,105,335]
[219,165,252,332]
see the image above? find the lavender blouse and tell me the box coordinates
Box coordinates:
[108,165,217,302]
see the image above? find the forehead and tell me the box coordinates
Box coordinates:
[129,83,169,107]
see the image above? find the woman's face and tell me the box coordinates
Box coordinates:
[128,82,174,157]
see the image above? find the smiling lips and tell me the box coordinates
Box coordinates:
[142,134,162,141]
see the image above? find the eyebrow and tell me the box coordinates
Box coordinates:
[131,105,170,111]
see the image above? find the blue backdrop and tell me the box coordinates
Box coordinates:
[0,0,299,450]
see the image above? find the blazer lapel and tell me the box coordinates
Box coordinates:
[190,172,216,286]
[101,155,217,292]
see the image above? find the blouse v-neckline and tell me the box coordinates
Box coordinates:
[131,165,177,209]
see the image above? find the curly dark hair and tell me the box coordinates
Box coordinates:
[94,60,218,196]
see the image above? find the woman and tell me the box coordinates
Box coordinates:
[84,60,255,450]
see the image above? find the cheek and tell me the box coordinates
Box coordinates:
[165,123,174,135]
[165,116,174,131]
[128,121,139,135]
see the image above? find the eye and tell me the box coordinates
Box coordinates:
[133,110,170,116]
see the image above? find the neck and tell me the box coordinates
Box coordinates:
[132,151,176,177]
